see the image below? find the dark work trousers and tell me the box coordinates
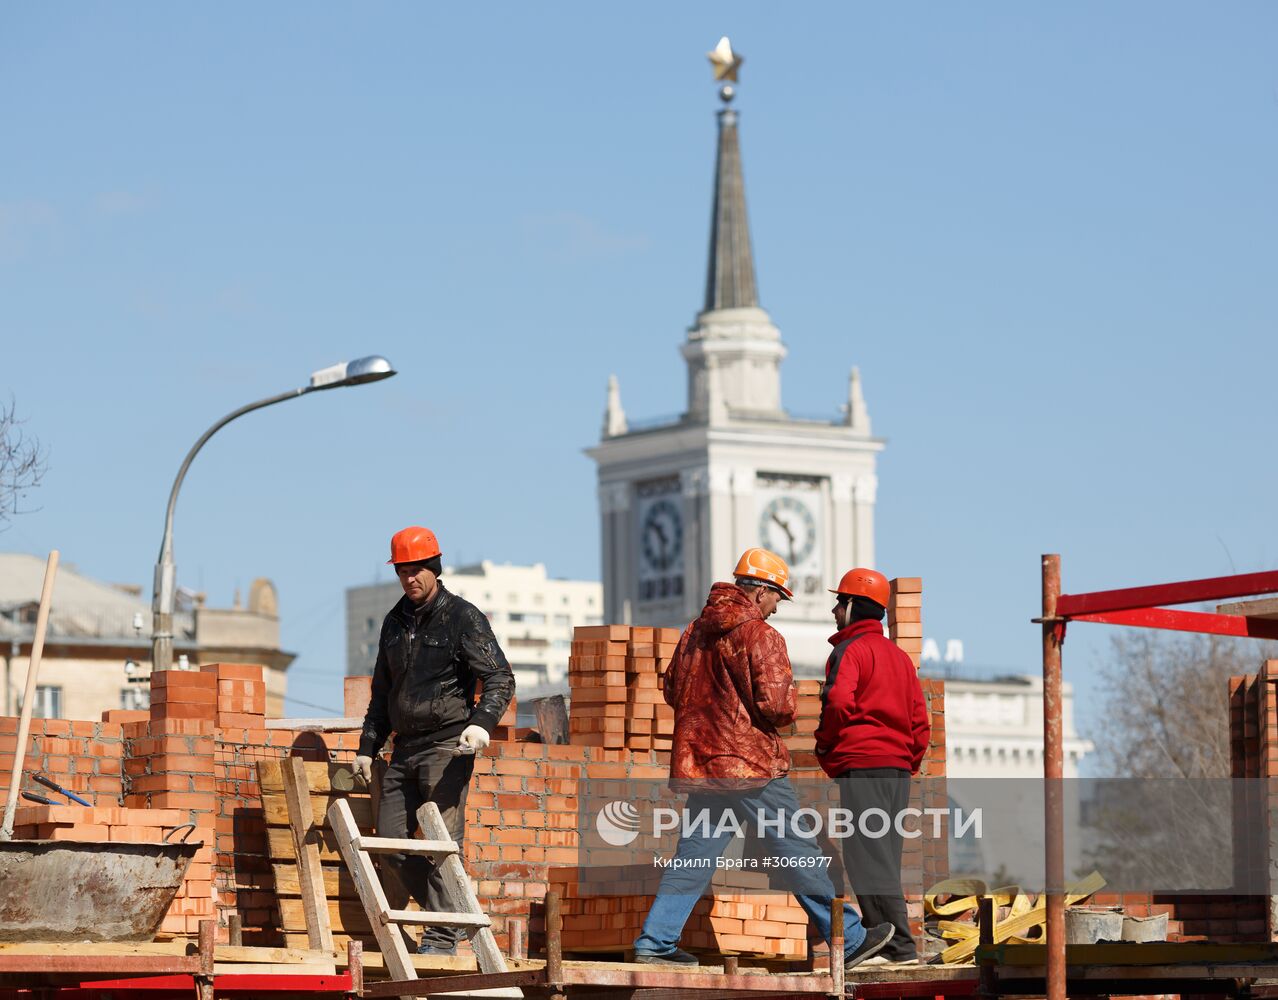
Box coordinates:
[836,766,917,961]
[377,741,476,951]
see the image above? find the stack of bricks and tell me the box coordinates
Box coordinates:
[568,625,629,748]
[550,866,807,959]
[567,625,678,754]
[782,679,823,769]
[212,663,267,728]
[888,577,923,668]
[620,625,679,755]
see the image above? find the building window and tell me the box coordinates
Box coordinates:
[120,687,151,711]
[584,615,603,626]
[22,685,62,719]
[509,612,546,625]
[553,615,571,627]
[562,596,570,605]
[365,617,376,631]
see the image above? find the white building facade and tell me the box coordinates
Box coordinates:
[941,674,1093,779]
[586,88,883,672]
[345,561,603,692]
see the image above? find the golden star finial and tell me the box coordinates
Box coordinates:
[707,36,744,83]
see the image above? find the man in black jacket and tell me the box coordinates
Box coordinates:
[355,525,515,955]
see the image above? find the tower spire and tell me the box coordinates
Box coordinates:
[703,96,758,311]
[683,36,786,422]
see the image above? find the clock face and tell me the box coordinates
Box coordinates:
[759,495,816,568]
[641,498,683,571]
[755,478,824,599]
[635,482,685,604]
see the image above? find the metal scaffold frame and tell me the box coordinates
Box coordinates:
[1035,556,1278,1000]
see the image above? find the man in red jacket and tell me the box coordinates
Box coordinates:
[633,549,894,970]
[815,568,930,965]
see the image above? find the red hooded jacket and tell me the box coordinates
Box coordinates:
[814,617,930,777]
[663,582,796,790]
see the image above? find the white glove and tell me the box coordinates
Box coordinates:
[458,725,490,753]
[354,754,373,784]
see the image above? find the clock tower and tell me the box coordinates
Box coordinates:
[585,39,884,670]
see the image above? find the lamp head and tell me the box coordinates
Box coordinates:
[309,355,397,390]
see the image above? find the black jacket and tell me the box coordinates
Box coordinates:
[358,584,515,756]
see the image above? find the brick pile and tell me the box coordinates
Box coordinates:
[888,577,923,668]
[567,625,678,755]
[550,867,808,959]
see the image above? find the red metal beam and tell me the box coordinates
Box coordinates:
[1072,607,1278,640]
[1055,569,1278,618]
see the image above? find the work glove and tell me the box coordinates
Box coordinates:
[354,754,373,785]
[458,725,490,753]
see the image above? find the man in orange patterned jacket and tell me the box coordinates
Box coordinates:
[632,548,894,970]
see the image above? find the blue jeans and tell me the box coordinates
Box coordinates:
[634,777,866,960]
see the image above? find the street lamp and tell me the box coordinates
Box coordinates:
[151,355,396,672]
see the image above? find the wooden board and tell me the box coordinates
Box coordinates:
[262,789,374,828]
[272,862,359,898]
[277,898,378,935]
[267,825,345,861]
[282,755,335,954]
[258,759,364,796]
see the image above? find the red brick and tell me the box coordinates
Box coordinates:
[150,670,218,691]
[199,662,264,682]
[48,825,110,841]
[150,703,217,722]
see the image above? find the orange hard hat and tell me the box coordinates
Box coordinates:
[733,547,793,599]
[387,525,441,564]
[830,567,889,607]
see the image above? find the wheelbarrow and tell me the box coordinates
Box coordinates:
[0,826,202,942]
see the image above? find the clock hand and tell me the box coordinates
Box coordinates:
[770,512,795,543]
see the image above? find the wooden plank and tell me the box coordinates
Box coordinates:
[282,755,336,955]
[385,910,491,928]
[272,862,359,898]
[267,824,344,861]
[263,789,374,828]
[278,899,378,934]
[0,942,192,957]
[258,759,364,796]
[327,798,418,987]
[355,835,457,857]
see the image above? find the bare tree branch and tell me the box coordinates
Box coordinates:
[0,396,47,528]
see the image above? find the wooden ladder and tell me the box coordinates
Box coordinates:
[327,797,522,998]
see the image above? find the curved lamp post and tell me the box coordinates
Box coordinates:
[151,355,396,672]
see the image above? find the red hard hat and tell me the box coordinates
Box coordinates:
[388,526,441,564]
[830,567,889,607]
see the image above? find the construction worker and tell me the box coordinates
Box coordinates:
[815,568,930,965]
[354,525,515,956]
[633,548,894,970]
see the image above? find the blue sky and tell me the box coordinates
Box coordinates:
[3,4,1276,738]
